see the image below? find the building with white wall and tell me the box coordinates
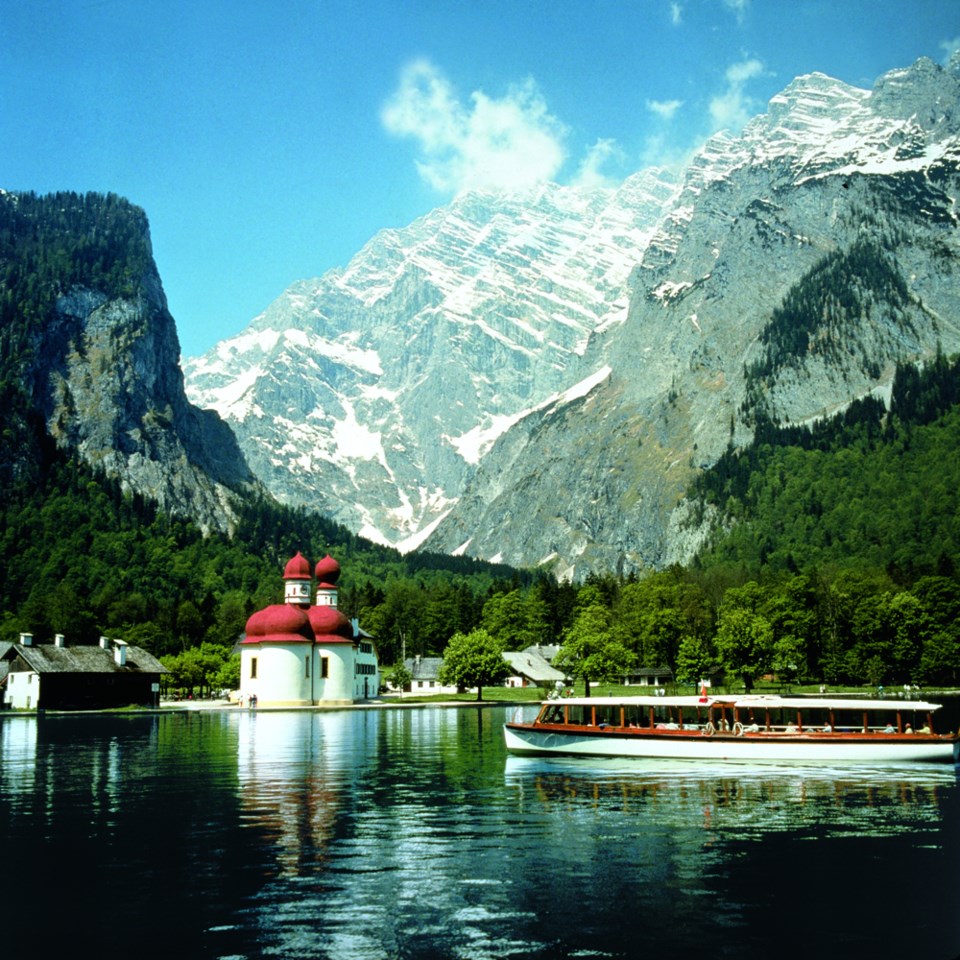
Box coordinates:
[1,633,165,710]
[239,552,379,706]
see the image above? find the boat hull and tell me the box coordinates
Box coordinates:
[503,723,960,763]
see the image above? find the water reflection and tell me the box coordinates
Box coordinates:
[504,754,957,839]
[227,710,960,960]
[1,708,958,960]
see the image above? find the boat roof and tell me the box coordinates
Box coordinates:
[540,694,944,713]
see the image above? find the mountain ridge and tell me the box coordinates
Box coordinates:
[183,170,678,547]
[183,53,960,577]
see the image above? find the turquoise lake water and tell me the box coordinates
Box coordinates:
[1,705,958,959]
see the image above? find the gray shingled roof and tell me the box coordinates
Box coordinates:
[3,642,167,675]
[522,644,560,663]
[404,657,445,681]
[634,666,673,678]
[503,650,565,684]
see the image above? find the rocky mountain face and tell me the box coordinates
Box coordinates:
[0,192,258,531]
[184,54,960,577]
[183,172,677,545]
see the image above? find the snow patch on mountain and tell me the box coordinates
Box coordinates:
[183,170,676,545]
[182,54,960,572]
[447,365,612,465]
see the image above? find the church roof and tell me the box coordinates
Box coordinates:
[242,551,363,646]
[314,554,341,586]
[243,604,313,643]
[307,605,354,643]
[283,551,312,580]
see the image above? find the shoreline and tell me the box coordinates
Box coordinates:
[0,696,531,718]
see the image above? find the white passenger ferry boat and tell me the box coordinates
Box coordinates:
[503,694,960,763]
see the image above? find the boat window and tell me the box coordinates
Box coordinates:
[624,706,645,728]
[596,708,615,727]
[652,706,680,729]
[542,705,565,724]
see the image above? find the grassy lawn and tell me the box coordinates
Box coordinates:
[380,686,544,704]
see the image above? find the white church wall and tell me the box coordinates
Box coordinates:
[241,644,314,706]
[313,645,353,703]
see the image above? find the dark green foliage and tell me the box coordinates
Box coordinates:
[0,191,154,486]
[0,191,152,367]
[743,236,913,421]
[888,346,960,425]
[693,353,960,581]
[0,449,528,662]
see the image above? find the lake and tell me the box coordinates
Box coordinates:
[1,705,958,959]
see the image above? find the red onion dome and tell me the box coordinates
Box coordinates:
[243,604,312,643]
[307,604,354,643]
[314,554,341,586]
[283,551,312,580]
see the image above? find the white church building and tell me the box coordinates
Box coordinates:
[240,552,379,706]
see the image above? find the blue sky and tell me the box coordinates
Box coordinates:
[3,0,959,357]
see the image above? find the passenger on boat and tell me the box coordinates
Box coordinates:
[882,722,896,733]
[904,724,913,734]
[920,723,931,734]
[822,722,832,732]
[785,721,798,733]
[746,722,760,733]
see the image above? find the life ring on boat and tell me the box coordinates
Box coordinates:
[733,721,744,737]
[703,721,715,737]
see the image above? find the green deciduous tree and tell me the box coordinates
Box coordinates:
[675,634,716,686]
[713,606,773,692]
[555,600,635,695]
[481,589,551,650]
[438,628,509,701]
[386,662,413,693]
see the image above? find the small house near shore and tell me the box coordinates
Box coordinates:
[0,633,166,710]
[503,649,566,689]
[624,666,674,688]
[401,656,458,695]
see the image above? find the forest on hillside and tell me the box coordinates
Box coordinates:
[3,191,960,698]
[4,351,960,697]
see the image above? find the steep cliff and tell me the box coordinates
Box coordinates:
[183,172,677,545]
[0,191,257,531]
[422,57,960,577]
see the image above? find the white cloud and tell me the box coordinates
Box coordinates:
[940,37,960,64]
[647,98,684,120]
[670,3,682,26]
[723,0,750,22]
[572,139,622,188]
[708,57,764,132]
[382,59,567,195]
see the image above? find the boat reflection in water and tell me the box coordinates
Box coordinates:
[504,753,957,839]
[501,753,960,959]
